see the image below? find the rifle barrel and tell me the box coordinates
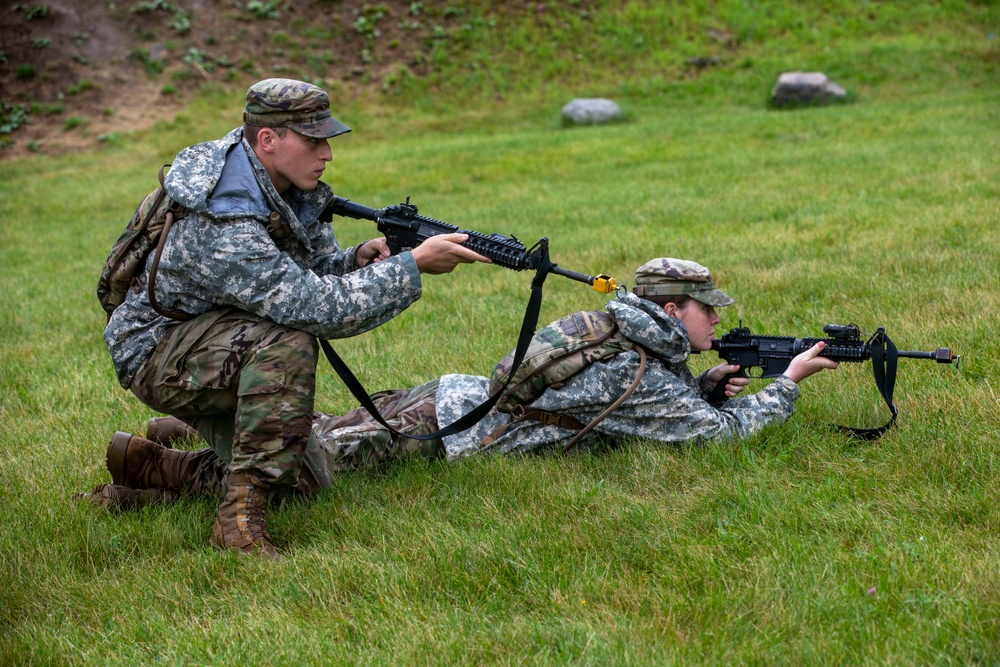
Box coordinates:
[550,265,617,293]
[550,265,592,285]
[897,348,959,364]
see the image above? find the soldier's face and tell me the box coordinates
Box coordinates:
[666,299,720,351]
[263,129,332,193]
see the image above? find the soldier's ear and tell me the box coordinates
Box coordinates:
[662,302,678,318]
[257,128,279,152]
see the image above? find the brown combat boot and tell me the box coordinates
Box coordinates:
[72,483,180,511]
[210,471,281,559]
[145,416,201,447]
[106,431,219,493]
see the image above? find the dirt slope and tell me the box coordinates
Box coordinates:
[0,0,465,159]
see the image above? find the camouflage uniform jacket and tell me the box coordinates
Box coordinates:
[104,127,422,387]
[436,291,800,458]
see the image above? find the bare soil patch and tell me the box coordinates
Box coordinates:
[0,0,453,159]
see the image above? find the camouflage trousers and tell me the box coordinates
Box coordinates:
[154,379,444,499]
[131,308,317,489]
[297,378,444,494]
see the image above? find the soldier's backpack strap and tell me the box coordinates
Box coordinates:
[562,344,647,453]
[478,345,648,452]
[147,165,193,321]
[478,406,587,449]
[147,168,302,322]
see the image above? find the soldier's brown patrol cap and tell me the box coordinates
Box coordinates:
[632,258,735,307]
[243,78,351,139]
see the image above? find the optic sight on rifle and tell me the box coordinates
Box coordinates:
[327,196,617,294]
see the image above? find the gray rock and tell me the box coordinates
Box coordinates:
[561,98,623,125]
[771,72,848,107]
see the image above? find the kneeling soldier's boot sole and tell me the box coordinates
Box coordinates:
[106,431,133,487]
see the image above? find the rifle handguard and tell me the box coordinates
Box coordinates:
[328,195,618,292]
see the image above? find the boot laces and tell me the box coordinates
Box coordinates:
[241,486,272,542]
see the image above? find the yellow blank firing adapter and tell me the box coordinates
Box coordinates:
[590,274,617,293]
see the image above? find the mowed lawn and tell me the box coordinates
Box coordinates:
[1,47,998,666]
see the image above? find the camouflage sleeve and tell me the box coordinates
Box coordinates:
[677,375,800,441]
[694,369,715,399]
[306,214,363,277]
[523,353,801,448]
[596,360,800,443]
[162,217,422,340]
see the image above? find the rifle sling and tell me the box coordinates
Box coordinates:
[318,249,555,441]
[836,327,898,440]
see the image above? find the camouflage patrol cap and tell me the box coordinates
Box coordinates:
[243,78,351,139]
[632,258,734,307]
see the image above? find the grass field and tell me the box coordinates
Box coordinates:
[2,2,999,664]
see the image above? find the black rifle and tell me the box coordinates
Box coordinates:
[707,324,959,439]
[315,195,615,443]
[327,196,617,293]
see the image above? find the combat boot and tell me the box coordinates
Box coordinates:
[72,483,180,511]
[145,416,201,447]
[210,470,280,559]
[106,431,221,494]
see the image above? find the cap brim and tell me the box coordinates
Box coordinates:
[290,116,352,139]
[692,289,735,307]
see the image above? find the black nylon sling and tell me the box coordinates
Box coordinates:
[318,249,555,441]
[836,326,899,440]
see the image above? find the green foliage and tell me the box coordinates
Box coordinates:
[130,0,193,35]
[0,102,30,135]
[25,4,50,20]
[130,0,172,15]
[170,10,192,35]
[128,47,164,75]
[15,63,36,79]
[354,4,389,40]
[96,131,123,144]
[66,79,97,95]
[31,100,63,116]
[246,1,281,20]
[62,115,83,130]
[182,47,215,72]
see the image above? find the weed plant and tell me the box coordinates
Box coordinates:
[1,2,998,664]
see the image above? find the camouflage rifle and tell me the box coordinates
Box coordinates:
[327,196,617,293]
[707,323,959,439]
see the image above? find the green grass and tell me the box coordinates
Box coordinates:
[2,2,999,664]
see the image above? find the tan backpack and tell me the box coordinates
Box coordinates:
[96,165,190,321]
[483,309,647,452]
